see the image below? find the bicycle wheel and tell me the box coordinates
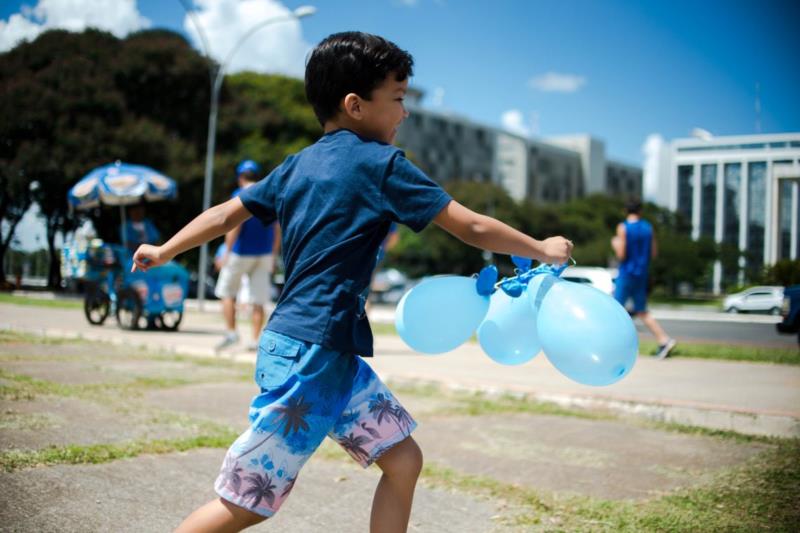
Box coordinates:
[84,288,110,325]
[116,288,143,330]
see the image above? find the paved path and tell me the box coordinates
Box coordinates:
[1,301,798,437]
[0,337,777,531]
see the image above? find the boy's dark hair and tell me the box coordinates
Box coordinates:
[305,31,414,125]
[625,197,643,215]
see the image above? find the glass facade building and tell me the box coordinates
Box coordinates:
[647,133,800,293]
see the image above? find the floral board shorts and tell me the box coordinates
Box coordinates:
[214,330,417,518]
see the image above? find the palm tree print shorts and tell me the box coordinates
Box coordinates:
[214,330,417,517]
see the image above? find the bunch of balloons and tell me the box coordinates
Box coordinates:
[395,257,638,386]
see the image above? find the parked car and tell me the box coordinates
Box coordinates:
[723,286,784,314]
[775,284,800,345]
[371,268,410,304]
[561,266,615,295]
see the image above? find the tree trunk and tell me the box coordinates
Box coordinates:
[0,214,27,286]
[46,218,61,290]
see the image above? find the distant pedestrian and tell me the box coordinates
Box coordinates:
[612,198,676,359]
[120,202,160,252]
[214,160,281,351]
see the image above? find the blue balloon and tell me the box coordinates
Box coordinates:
[529,274,638,386]
[477,290,541,365]
[396,276,490,354]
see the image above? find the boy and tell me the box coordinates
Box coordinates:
[132,31,572,533]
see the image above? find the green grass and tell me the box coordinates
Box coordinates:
[639,340,800,365]
[416,439,800,531]
[0,293,81,309]
[0,431,239,472]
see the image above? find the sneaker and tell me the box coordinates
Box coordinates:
[245,340,258,351]
[215,331,239,352]
[655,338,677,360]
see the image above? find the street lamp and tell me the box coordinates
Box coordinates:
[180,2,316,308]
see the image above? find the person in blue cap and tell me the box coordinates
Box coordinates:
[214,160,281,351]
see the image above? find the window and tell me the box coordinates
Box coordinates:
[700,164,717,238]
[723,163,741,246]
[780,180,793,260]
[677,165,694,226]
[747,162,767,266]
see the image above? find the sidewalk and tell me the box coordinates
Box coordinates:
[1,301,798,437]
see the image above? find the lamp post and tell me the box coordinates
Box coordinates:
[180,2,316,308]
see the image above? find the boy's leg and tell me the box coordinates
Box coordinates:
[175,497,265,533]
[371,436,423,533]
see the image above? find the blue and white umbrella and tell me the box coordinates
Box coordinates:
[68,161,177,210]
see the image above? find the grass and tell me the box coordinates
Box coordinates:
[0,431,239,472]
[638,340,800,365]
[0,292,82,309]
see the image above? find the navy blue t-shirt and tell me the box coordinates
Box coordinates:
[230,187,275,256]
[619,219,653,279]
[240,129,452,356]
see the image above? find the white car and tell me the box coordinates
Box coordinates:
[723,286,784,315]
[560,266,615,295]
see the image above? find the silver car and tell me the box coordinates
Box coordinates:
[723,286,784,315]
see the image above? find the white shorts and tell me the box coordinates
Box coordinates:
[215,253,273,305]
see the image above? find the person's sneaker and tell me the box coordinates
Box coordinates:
[245,340,258,351]
[215,331,239,352]
[655,338,677,360]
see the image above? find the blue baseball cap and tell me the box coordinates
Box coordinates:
[236,159,261,176]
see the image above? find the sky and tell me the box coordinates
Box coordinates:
[2,0,800,249]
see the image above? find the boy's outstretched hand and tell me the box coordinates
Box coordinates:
[131,244,167,272]
[541,236,573,265]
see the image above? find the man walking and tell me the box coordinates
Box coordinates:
[612,198,676,359]
[215,160,280,351]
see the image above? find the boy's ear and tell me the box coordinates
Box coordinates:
[342,93,363,120]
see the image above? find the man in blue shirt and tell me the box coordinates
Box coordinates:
[132,31,572,532]
[214,160,281,351]
[612,198,676,359]
[120,202,160,252]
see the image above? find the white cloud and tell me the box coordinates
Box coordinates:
[528,72,586,93]
[431,86,445,107]
[0,0,151,52]
[183,0,312,78]
[501,109,530,136]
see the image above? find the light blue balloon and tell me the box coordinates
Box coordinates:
[529,275,638,386]
[477,290,540,365]
[396,276,490,354]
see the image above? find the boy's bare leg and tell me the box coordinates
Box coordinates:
[251,304,265,342]
[637,311,669,345]
[175,498,265,533]
[371,436,423,533]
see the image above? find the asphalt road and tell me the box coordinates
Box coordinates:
[638,317,798,348]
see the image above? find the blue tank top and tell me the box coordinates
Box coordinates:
[620,219,652,278]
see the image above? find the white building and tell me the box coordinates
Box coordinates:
[396,90,641,204]
[645,133,800,292]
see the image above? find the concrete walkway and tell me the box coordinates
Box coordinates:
[1,301,798,437]
[0,334,778,531]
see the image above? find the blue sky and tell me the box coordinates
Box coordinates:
[2,0,799,166]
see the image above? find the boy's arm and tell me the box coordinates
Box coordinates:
[433,200,572,264]
[132,197,253,272]
[611,223,626,261]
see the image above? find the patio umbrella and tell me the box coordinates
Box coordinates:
[68,161,178,249]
